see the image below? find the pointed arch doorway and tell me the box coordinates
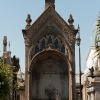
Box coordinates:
[29,49,71,100]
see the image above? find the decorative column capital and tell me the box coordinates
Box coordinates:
[23,35,30,46]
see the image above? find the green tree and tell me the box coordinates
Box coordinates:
[93,13,100,70]
[0,59,15,100]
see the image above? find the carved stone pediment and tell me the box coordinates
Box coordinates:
[22,6,78,46]
[45,44,56,50]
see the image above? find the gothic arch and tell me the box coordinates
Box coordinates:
[28,33,73,63]
[28,50,72,100]
[29,50,70,72]
[36,59,63,72]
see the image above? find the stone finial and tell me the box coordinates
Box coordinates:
[25,14,32,29]
[8,41,10,51]
[3,36,7,52]
[68,14,74,25]
[45,0,55,10]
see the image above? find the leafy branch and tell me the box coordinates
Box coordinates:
[0,58,17,100]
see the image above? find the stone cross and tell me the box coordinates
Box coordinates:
[43,69,57,86]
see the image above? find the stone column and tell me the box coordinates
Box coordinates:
[25,44,30,100]
[20,90,25,100]
[72,70,76,100]
[88,93,91,100]
[95,90,100,100]
[87,87,95,100]
[69,67,76,100]
[91,92,95,100]
[69,68,73,100]
[98,58,100,70]
[70,49,76,100]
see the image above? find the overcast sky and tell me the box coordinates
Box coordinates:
[0,0,100,73]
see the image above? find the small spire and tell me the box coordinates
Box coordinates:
[77,24,80,37]
[9,41,10,51]
[95,12,100,46]
[68,14,74,25]
[78,24,80,29]
[78,24,80,33]
[96,12,100,26]
[3,36,7,52]
[25,14,32,29]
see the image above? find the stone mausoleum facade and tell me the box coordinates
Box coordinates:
[20,0,79,100]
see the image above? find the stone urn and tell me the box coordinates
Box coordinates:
[93,70,100,77]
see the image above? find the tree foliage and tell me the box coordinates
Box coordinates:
[0,59,14,100]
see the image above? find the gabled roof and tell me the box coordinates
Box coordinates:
[22,6,78,38]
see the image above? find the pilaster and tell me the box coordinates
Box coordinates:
[88,93,91,100]
[70,49,76,100]
[69,67,73,100]
[91,91,95,100]
[25,43,30,100]
[20,90,25,100]
[94,85,100,100]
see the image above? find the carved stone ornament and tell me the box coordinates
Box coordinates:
[68,14,74,25]
[45,44,55,50]
[26,14,32,24]
[23,35,30,45]
[24,7,77,48]
[86,77,93,88]
[18,79,25,90]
